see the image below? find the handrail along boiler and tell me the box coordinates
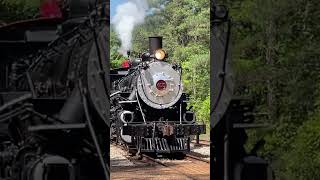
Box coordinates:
[110,37,206,154]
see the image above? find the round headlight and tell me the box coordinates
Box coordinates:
[155,49,166,60]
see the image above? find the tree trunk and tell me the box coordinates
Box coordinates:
[265,2,276,122]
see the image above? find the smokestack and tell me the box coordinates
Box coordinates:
[149,36,162,54]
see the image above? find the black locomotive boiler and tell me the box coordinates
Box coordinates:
[110,37,206,155]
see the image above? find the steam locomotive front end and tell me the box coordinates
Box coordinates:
[112,37,205,154]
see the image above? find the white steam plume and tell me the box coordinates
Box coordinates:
[112,0,148,55]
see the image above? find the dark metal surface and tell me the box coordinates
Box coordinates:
[0,18,63,45]
[0,2,110,179]
[28,123,87,131]
[136,137,189,153]
[211,9,234,129]
[68,0,97,18]
[149,36,163,54]
[87,25,110,126]
[80,81,109,179]
[122,123,206,137]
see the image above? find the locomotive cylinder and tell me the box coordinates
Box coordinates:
[149,36,163,54]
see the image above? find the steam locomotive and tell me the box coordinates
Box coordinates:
[0,0,109,179]
[110,37,206,155]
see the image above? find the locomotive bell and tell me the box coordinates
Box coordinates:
[149,36,163,54]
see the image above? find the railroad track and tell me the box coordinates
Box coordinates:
[111,144,210,179]
[141,153,210,180]
[191,139,210,146]
[112,141,210,165]
[186,153,210,163]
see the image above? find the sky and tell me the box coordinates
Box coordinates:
[110,0,126,18]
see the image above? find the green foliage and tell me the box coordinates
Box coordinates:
[182,53,210,101]
[225,0,320,179]
[282,116,320,180]
[130,0,210,131]
[279,86,320,179]
[110,28,127,68]
[195,95,210,125]
[0,0,38,23]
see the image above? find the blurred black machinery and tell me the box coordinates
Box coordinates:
[0,0,110,179]
[211,2,273,180]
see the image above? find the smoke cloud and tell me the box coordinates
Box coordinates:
[112,0,149,55]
